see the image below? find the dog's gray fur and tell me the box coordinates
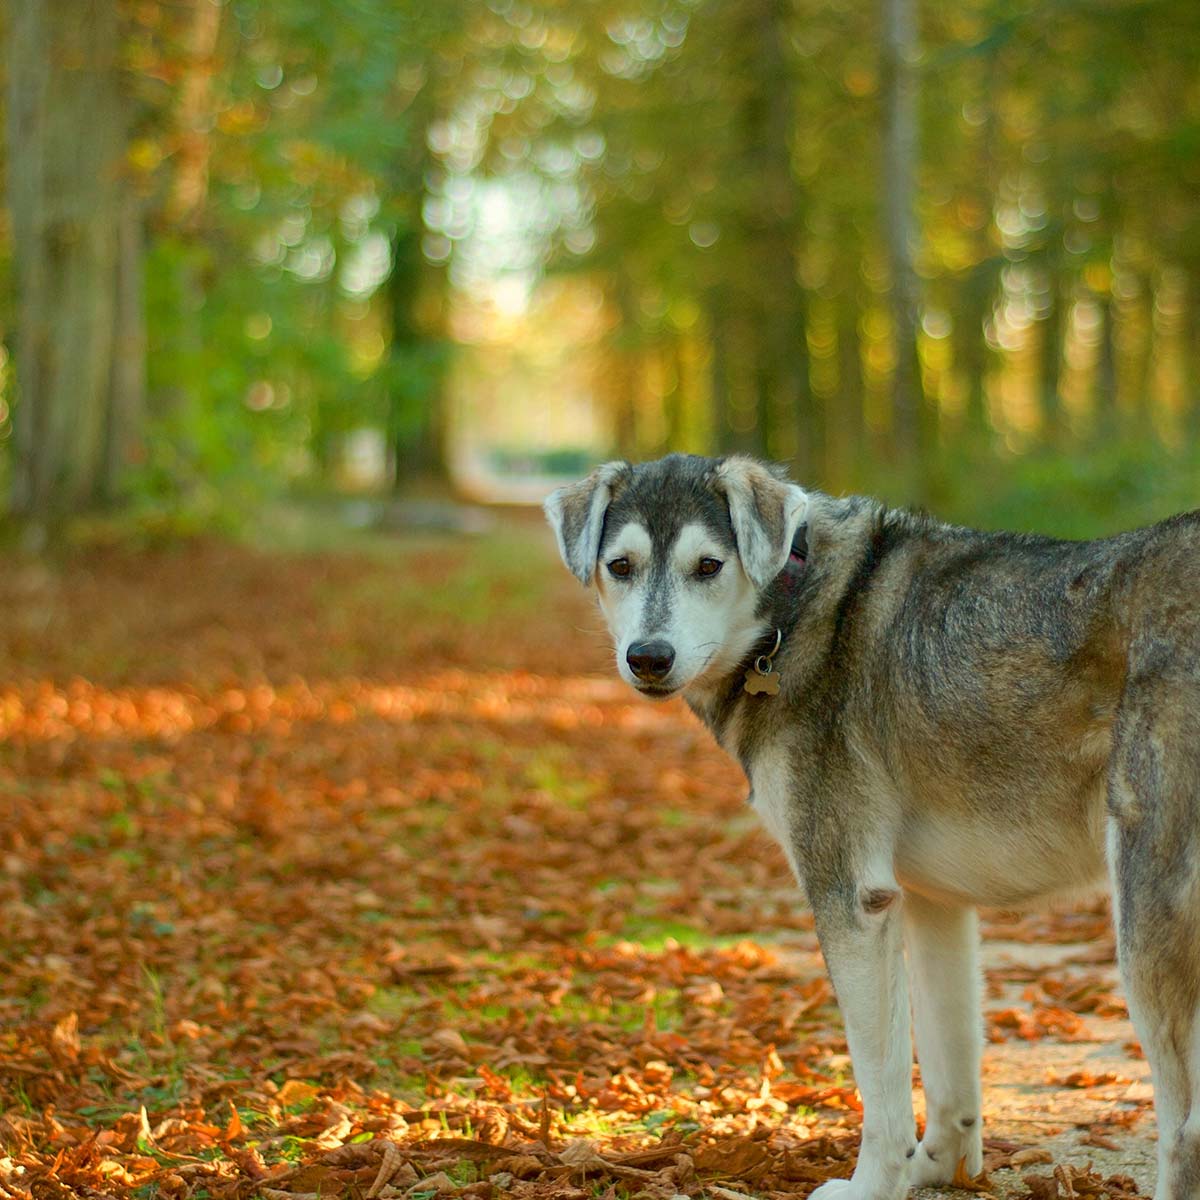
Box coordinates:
[545,452,1200,1200]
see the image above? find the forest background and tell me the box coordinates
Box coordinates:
[1,5,1197,1197]
[3,0,1200,535]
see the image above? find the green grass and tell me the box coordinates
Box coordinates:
[322,524,555,630]
[549,986,688,1033]
[523,749,600,810]
[604,915,721,952]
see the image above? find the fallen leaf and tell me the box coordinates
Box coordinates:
[952,1155,995,1193]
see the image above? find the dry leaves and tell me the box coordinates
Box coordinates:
[0,527,1153,1199]
[1022,1163,1146,1200]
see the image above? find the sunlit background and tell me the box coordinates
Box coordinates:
[2,0,1199,534]
[0,6,1186,1194]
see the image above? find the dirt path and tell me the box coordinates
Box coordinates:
[971,936,1154,1198]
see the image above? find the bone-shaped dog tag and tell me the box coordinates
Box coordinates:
[743,667,781,696]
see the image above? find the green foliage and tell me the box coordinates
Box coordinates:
[2,0,1199,526]
[936,442,1200,540]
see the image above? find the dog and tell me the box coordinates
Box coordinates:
[544,453,1200,1200]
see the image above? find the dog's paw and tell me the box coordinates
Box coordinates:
[908,1139,983,1189]
[810,1178,906,1200]
[809,1180,857,1200]
[908,1143,950,1188]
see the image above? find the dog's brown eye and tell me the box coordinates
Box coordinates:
[697,558,723,577]
[607,558,631,579]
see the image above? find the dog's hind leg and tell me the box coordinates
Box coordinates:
[1108,670,1200,1200]
[903,894,983,1186]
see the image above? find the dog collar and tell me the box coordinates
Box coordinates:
[743,526,806,698]
[743,627,783,696]
[789,523,808,567]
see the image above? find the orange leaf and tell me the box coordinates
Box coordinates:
[951,1156,994,1193]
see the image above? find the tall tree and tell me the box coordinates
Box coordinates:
[7,0,130,523]
[880,0,925,484]
[739,0,815,472]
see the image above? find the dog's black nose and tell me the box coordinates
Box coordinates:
[626,640,675,683]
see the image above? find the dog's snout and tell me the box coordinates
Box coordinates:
[626,640,675,683]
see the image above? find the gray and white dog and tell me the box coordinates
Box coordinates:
[545,452,1200,1200]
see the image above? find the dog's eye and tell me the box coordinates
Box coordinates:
[697,558,723,578]
[607,558,632,579]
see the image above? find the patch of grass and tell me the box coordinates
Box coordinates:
[134,1076,189,1112]
[588,1183,632,1200]
[640,1109,676,1134]
[659,808,692,828]
[395,1075,431,1102]
[549,985,687,1033]
[277,1135,308,1162]
[499,1064,543,1095]
[364,986,426,1022]
[560,1107,644,1140]
[448,1160,479,1184]
[523,749,598,810]
[11,1078,36,1116]
[603,915,717,952]
[324,526,555,631]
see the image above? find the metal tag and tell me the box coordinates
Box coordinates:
[743,666,781,696]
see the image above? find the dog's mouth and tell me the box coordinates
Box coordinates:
[634,683,678,700]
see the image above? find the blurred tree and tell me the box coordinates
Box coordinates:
[378,3,466,489]
[2,0,1198,525]
[7,0,135,524]
[880,0,925,480]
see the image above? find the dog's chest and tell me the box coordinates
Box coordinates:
[745,749,808,887]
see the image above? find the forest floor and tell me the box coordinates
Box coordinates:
[0,510,1158,1199]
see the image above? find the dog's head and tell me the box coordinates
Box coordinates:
[544,454,808,698]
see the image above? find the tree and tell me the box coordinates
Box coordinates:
[880,0,926,482]
[7,0,135,525]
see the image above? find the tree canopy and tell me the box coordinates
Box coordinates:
[1,0,1198,530]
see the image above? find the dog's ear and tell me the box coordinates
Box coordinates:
[544,461,631,584]
[715,457,809,588]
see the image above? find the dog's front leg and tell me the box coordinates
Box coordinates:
[809,884,916,1200]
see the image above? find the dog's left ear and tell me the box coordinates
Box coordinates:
[715,457,809,588]
[544,460,631,584]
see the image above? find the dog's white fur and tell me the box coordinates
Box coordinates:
[597,519,766,697]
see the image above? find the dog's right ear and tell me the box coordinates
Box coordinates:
[544,461,631,584]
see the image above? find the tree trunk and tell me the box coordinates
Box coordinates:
[741,0,812,471]
[611,274,640,457]
[1187,268,1200,443]
[387,220,446,487]
[102,185,147,500]
[1094,292,1118,437]
[1037,270,1066,448]
[958,266,992,440]
[707,294,737,455]
[7,0,124,522]
[385,67,449,490]
[880,0,926,483]
[834,283,866,486]
[663,339,686,453]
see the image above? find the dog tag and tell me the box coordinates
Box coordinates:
[743,666,781,696]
